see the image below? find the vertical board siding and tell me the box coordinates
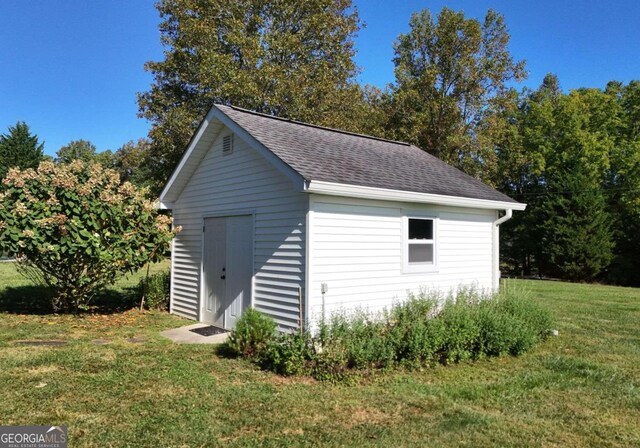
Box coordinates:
[308,195,494,322]
[171,130,307,330]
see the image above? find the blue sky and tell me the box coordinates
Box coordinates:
[1,0,639,157]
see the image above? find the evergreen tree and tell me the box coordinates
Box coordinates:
[496,76,558,277]
[498,77,617,281]
[538,165,613,281]
[604,80,640,285]
[0,122,44,180]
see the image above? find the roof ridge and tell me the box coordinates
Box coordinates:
[221,104,411,147]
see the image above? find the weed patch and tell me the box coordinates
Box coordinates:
[226,288,554,381]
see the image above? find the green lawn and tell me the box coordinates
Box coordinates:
[0,265,639,447]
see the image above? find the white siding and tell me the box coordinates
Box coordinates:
[171,129,307,330]
[307,195,495,322]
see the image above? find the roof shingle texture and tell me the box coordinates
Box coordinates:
[218,105,518,204]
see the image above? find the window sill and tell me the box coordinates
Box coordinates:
[402,265,439,275]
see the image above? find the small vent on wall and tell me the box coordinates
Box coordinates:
[222,134,234,155]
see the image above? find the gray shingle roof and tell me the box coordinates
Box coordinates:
[218,104,518,204]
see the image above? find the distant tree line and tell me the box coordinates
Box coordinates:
[3,2,638,285]
[495,77,640,285]
[0,126,155,191]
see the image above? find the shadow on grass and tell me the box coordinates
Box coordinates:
[213,343,237,359]
[0,285,140,315]
[0,285,54,314]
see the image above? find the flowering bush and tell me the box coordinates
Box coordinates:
[0,160,179,312]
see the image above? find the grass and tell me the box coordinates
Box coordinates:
[0,266,639,447]
[0,260,170,315]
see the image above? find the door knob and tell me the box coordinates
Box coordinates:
[220,275,226,280]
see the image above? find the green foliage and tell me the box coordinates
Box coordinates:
[0,161,177,312]
[226,308,277,358]
[495,291,554,355]
[605,81,640,285]
[0,122,44,182]
[538,166,614,281]
[137,270,171,310]
[56,140,116,169]
[497,78,622,282]
[384,8,526,182]
[138,0,367,194]
[232,289,553,381]
[386,295,444,368]
[262,331,313,376]
[437,295,483,363]
[319,312,397,371]
[56,139,98,164]
[113,139,154,189]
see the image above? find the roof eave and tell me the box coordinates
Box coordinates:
[305,180,527,211]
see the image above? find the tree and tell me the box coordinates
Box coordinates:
[538,165,613,281]
[56,139,97,164]
[493,80,555,278]
[138,0,365,192]
[94,149,116,169]
[0,161,177,312]
[498,79,617,281]
[604,80,640,284]
[0,122,44,181]
[56,139,116,169]
[385,8,526,181]
[113,139,154,188]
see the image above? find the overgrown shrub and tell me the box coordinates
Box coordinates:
[228,289,553,381]
[437,295,483,363]
[386,294,443,368]
[495,292,554,355]
[475,299,523,357]
[317,312,396,370]
[262,331,314,376]
[137,270,170,310]
[226,308,277,358]
[0,161,178,312]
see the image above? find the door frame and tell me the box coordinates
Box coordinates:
[198,208,256,324]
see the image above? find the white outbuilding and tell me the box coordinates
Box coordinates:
[159,105,526,331]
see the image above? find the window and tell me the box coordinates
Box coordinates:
[405,217,436,272]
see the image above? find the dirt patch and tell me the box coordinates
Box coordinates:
[94,350,117,362]
[341,406,391,429]
[266,374,318,387]
[27,365,59,374]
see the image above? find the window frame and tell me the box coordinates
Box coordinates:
[402,215,438,273]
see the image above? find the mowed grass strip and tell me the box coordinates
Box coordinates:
[0,263,638,447]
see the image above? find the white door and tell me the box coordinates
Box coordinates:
[202,217,226,327]
[202,215,253,329]
[224,215,253,329]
